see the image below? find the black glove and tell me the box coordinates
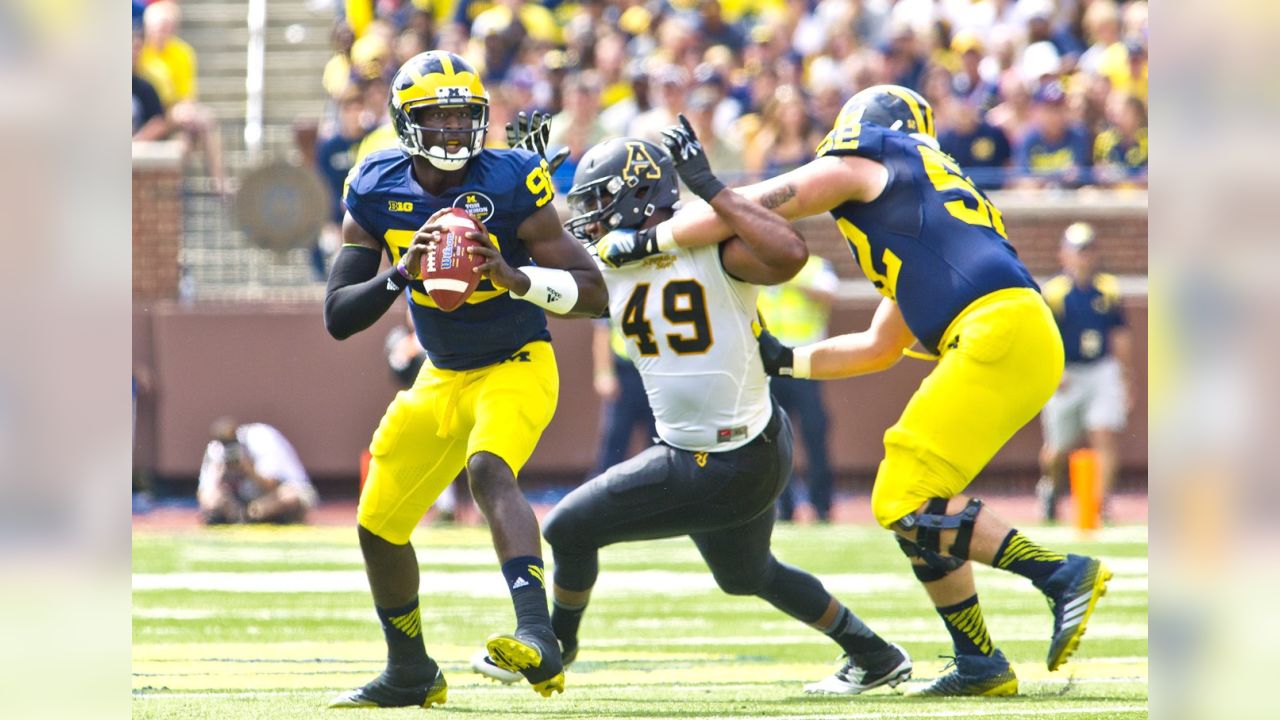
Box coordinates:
[594,227,662,269]
[660,113,726,202]
[755,323,795,377]
[505,111,570,175]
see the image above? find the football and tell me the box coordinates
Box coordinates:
[420,208,485,312]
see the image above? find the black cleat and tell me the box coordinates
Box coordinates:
[472,637,576,685]
[485,626,565,697]
[328,668,447,708]
[804,642,913,695]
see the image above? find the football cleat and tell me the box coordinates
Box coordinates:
[328,668,447,708]
[804,642,913,695]
[1045,554,1113,671]
[470,649,522,685]
[911,651,1018,697]
[471,637,577,685]
[485,626,565,697]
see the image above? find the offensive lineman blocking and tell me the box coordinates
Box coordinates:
[600,87,1112,696]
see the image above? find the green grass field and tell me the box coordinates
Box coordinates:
[132,522,1147,719]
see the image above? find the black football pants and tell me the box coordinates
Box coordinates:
[543,401,833,623]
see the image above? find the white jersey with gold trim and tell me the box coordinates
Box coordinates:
[600,244,771,452]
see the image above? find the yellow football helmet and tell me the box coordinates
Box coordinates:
[837,84,936,141]
[389,51,490,171]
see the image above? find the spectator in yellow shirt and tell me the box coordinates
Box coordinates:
[1098,39,1148,102]
[141,1,227,194]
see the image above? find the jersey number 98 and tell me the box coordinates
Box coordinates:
[525,160,555,208]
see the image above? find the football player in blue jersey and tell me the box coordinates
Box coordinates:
[599,87,1112,697]
[323,51,606,708]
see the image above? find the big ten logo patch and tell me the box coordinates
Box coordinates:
[694,452,708,468]
[453,192,495,225]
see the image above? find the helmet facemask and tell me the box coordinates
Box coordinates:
[397,100,489,171]
[567,175,671,245]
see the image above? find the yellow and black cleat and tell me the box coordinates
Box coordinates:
[485,631,566,697]
[910,651,1018,697]
[1046,555,1113,671]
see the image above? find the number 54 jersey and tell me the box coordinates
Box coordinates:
[816,122,1037,353]
[601,244,771,453]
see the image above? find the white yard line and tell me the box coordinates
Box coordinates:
[133,691,1146,718]
[133,566,1146,596]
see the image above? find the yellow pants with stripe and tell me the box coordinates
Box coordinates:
[870,288,1065,528]
[358,340,559,544]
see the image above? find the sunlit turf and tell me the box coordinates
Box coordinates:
[133,522,1147,719]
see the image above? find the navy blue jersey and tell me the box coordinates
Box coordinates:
[938,121,1012,190]
[815,122,1037,352]
[1015,125,1092,187]
[344,147,557,370]
[1041,273,1126,364]
[1093,128,1148,180]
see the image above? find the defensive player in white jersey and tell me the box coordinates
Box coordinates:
[476,116,913,695]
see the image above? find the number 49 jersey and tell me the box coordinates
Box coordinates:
[816,122,1037,352]
[601,245,771,452]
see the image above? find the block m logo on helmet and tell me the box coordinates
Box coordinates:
[436,86,472,101]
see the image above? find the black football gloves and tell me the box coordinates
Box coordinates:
[505,111,570,175]
[660,114,726,202]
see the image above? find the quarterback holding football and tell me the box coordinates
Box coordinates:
[323,51,605,708]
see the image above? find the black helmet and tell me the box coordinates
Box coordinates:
[566,137,680,242]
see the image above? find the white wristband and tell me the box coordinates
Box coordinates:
[792,346,813,380]
[512,266,579,315]
[654,220,678,252]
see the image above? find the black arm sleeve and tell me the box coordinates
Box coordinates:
[323,245,409,340]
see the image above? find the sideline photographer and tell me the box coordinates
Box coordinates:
[196,417,318,524]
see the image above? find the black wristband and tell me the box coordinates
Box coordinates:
[697,179,727,202]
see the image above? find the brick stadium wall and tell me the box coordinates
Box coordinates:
[132,298,1148,495]
[132,142,184,302]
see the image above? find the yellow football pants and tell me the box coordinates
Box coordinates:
[870,288,1065,528]
[358,340,559,544]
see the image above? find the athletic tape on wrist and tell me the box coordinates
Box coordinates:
[654,221,678,252]
[792,346,813,379]
[512,266,579,314]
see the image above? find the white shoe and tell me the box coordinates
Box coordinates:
[804,642,912,695]
[470,648,522,684]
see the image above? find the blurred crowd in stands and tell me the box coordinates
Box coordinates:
[315,0,1148,195]
[132,0,226,193]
